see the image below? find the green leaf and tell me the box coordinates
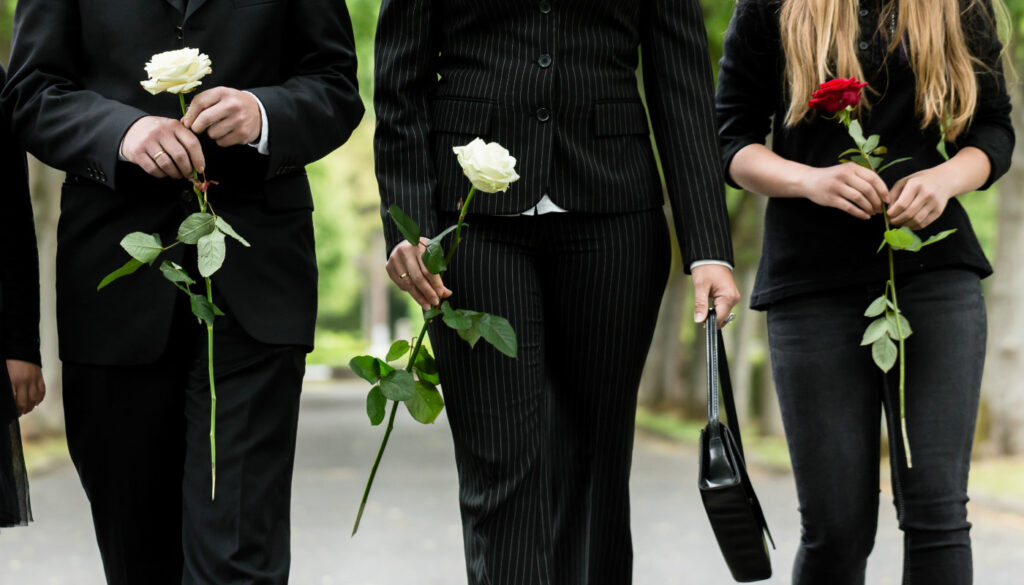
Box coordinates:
[428,224,460,246]
[838,147,862,158]
[366,386,386,426]
[861,317,890,345]
[864,295,888,318]
[441,301,473,331]
[876,157,912,173]
[872,146,888,156]
[159,261,196,285]
[886,312,913,340]
[120,232,164,264]
[422,241,446,274]
[349,355,380,384]
[377,359,396,378]
[849,154,871,169]
[917,229,958,249]
[197,229,227,277]
[869,156,883,169]
[872,336,898,372]
[190,294,218,326]
[380,369,415,401]
[863,134,880,154]
[937,139,949,161]
[876,238,887,254]
[884,227,915,250]
[405,381,445,424]
[388,205,421,246]
[477,314,518,358]
[386,340,410,362]
[848,119,867,149]
[216,216,251,247]
[97,258,144,290]
[423,307,443,320]
[177,213,216,244]
[414,351,440,385]
[457,326,483,348]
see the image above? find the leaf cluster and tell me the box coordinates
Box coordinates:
[350,340,445,426]
[878,227,957,253]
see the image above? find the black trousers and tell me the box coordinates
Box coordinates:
[429,210,670,585]
[767,268,986,585]
[63,297,305,585]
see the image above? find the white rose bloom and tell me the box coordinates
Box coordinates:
[452,138,520,193]
[140,48,213,95]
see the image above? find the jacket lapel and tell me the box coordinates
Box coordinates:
[184,0,211,20]
[164,0,186,14]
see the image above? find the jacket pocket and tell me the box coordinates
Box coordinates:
[430,98,496,136]
[592,100,651,137]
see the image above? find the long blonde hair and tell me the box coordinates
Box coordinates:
[780,0,1009,141]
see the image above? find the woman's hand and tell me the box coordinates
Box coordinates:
[7,360,45,416]
[387,238,453,310]
[692,265,741,330]
[887,169,956,230]
[801,162,888,219]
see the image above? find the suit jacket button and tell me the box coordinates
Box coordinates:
[536,107,551,122]
[539,1,552,14]
[538,53,552,68]
[175,26,184,41]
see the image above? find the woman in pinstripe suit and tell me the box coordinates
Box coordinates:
[374,1,739,583]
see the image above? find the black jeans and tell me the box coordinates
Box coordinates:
[767,268,986,585]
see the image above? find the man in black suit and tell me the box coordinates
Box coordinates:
[374,1,739,584]
[1,64,45,528]
[2,1,362,583]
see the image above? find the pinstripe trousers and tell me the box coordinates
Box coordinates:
[428,209,670,585]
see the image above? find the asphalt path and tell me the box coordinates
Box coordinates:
[2,380,1023,584]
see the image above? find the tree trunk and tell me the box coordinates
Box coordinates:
[983,84,1024,455]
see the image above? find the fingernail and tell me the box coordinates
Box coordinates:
[694,312,706,323]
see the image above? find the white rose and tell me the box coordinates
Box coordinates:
[451,138,521,194]
[140,48,213,95]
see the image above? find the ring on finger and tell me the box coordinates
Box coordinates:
[399,272,409,279]
[724,312,737,325]
[152,151,166,161]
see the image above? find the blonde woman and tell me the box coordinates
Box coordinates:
[717,0,1012,583]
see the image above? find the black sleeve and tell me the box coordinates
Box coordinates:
[373,0,441,254]
[0,67,42,367]
[247,0,365,180]
[954,0,1015,190]
[715,0,783,190]
[640,0,735,268]
[0,0,148,191]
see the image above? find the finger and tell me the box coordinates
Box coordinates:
[134,152,169,179]
[853,166,890,207]
[693,280,711,323]
[889,181,919,220]
[190,104,228,136]
[848,172,885,213]
[833,189,871,219]
[206,118,235,142]
[181,88,221,128]
[405,260,441,308]
[175,127,206,174]
[13,384,31,416]
[151,146,183,179]
[891,187,925,226]
[161,138,194,177]
[837,184,875,216]
[910,206,936,230]
[888,180,907,212]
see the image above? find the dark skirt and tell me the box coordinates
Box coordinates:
[0,358,32,527]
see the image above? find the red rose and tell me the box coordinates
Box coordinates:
[808,77,869,114]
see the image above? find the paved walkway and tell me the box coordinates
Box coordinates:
[3,380,1023,584]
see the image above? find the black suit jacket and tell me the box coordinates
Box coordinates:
[0,66,41,371]
[2,0,363,365]
[374,0,733,269]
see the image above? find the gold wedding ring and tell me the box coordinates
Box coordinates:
[725,312,737,325]
[152,151,166,160]
[399,273,409,279]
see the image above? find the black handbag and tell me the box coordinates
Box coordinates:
[698,309,775,582]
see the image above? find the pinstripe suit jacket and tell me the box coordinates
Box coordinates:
[374,0,734,269]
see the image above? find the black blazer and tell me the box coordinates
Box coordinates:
[374,0,734,269]
[2,0,363,365]
[0,66,41,370]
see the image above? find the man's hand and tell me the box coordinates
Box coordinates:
[182,87,262,148]
[692,264,741,330]
[7,360,45,416]
[386,238,453,310]
[122,116,206,179]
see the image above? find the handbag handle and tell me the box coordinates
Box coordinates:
[705,309,746,457]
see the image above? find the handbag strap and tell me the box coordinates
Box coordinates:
[705,309,746,457]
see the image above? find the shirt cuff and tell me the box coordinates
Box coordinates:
[244,91,270,155]
[690,260,734,271]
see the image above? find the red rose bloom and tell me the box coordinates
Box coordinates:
[808,77,869,114]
